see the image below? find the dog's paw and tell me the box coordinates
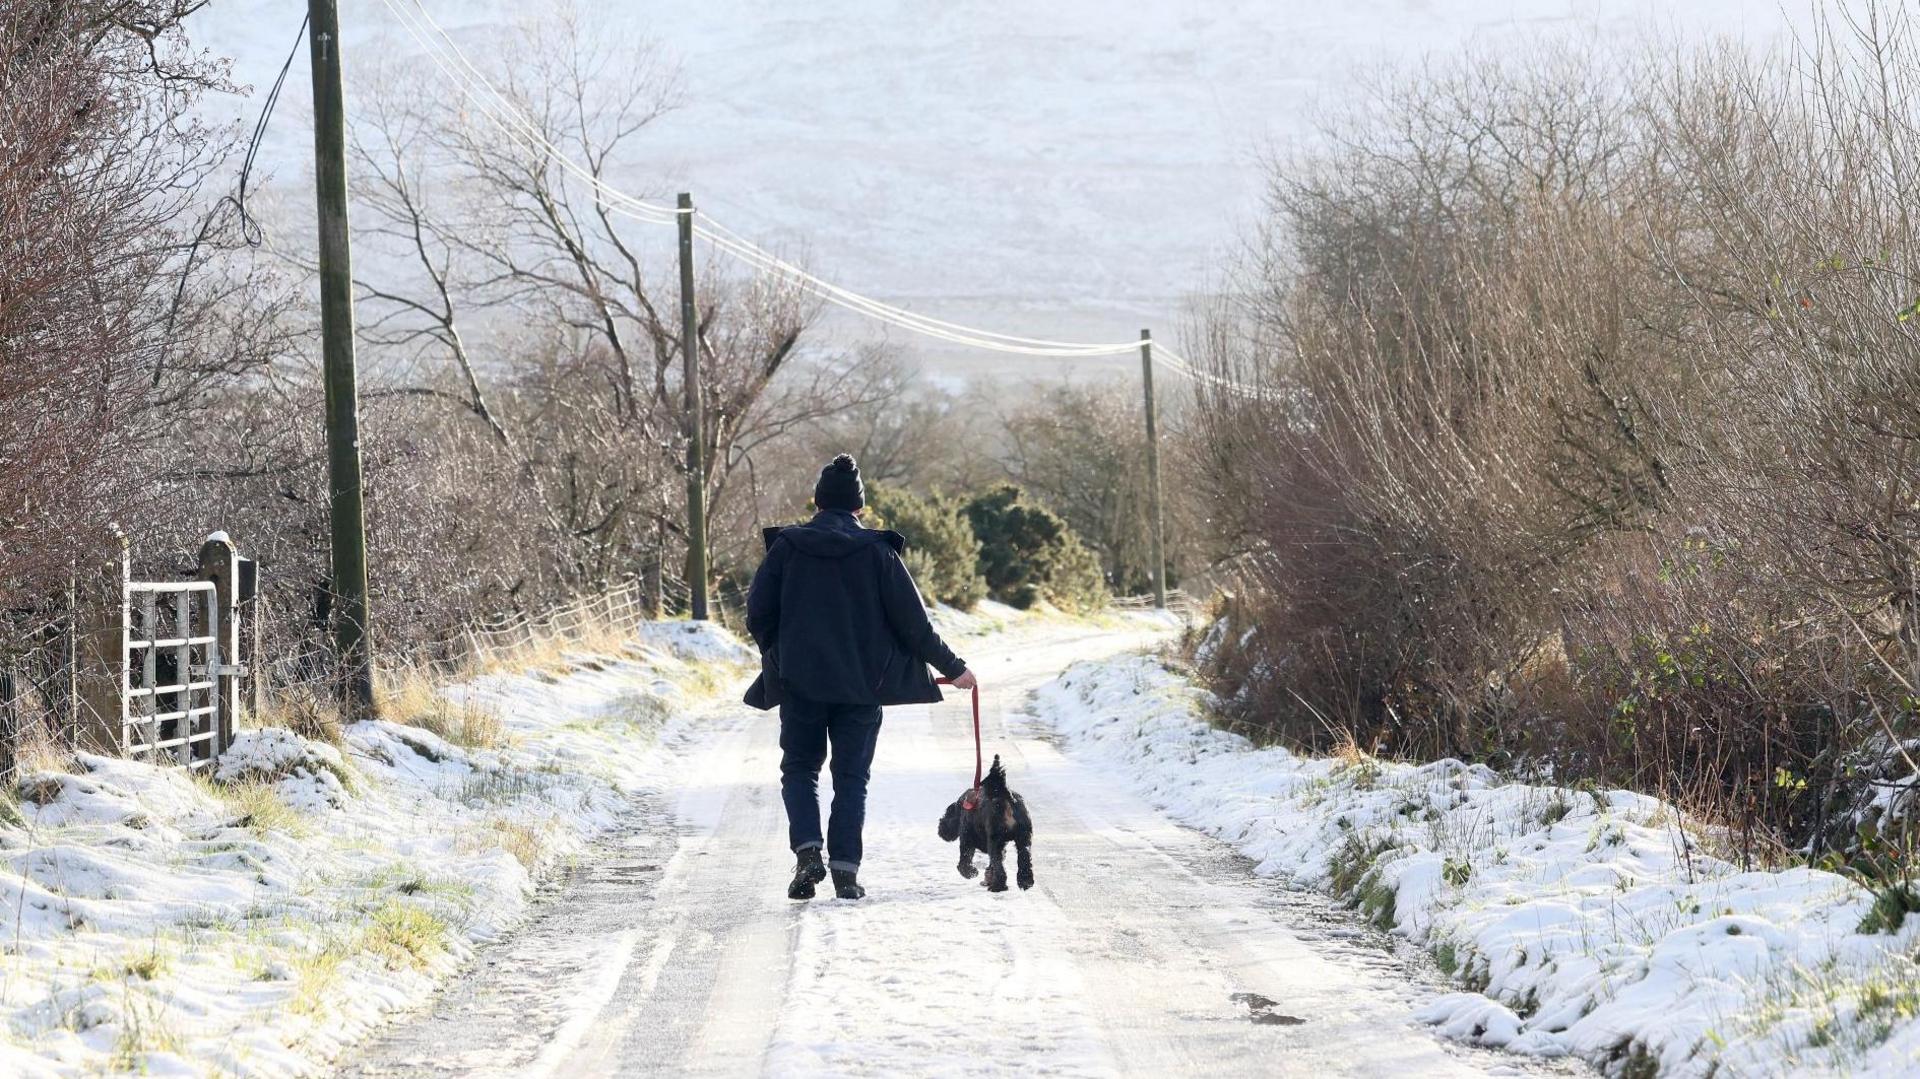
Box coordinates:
[1017,870,1034,890]
[957,861,978,879]
[985,868,1009,893]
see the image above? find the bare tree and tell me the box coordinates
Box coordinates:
[337,8,903,607]
[999,382,1163,593]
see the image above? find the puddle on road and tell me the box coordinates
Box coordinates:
[1155,824,1588,1074]
[1230,992,1306,1026]
[595,862,660,882]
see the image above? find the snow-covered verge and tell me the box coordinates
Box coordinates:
[1029,653,1920,1078]
[931,597,1184,641]
[0,621,752,1077]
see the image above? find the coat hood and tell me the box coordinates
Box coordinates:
[762,518,905,559]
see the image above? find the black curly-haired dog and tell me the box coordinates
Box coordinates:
[937,756,1034,892]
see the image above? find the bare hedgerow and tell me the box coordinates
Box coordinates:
[0,1,236,608]
[1189,5,1920,857]
[1190,43,1665,756]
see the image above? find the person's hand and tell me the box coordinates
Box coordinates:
[952,669,978,691]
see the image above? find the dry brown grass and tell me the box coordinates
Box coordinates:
[376,664,506,749]
[251,686,344,748]
[485,818,543,872]
[453,816,546,873]
[1328,729,1376,770]
[194,776,306,837]
[11,721,79,778]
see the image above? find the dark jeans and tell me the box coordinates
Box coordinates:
[779,696,883,872]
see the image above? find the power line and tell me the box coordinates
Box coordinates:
[379,0,1191,359]
[379,0,1136,356]
[237,13,314,246]
[157,12,312,387]
[376,0,1277,395]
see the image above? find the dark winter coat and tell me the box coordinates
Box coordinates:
[743,510,967,710]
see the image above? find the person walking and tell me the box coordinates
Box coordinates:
[745,454,977,900]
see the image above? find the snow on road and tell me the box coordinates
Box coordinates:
[343,621,1549,1077]
[1033,653,1920,1077]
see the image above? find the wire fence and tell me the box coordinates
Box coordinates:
[247,578,663,715]
[1108,589,1197,614]
[6,553,1210,782]
[445,579,653,666]
[1,563,665,782]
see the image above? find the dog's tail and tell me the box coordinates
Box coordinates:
[937,801,963,842]
[982,755,1009,798]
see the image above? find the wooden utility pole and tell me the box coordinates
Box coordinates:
[678,193,710,621]
[1139,329,1167,609]
[308,0,375,712]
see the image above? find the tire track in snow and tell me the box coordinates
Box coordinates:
[341,623,1577,1077]
[553,708,792,1076]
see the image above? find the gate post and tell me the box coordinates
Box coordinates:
[1,663,16,780]
[198,534,242,754]
[71,531,127,754]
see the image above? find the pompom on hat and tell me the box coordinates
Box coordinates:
[814,453,865,512]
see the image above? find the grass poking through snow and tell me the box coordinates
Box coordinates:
[0,616,756,1075]
[1033,652,1920,1077]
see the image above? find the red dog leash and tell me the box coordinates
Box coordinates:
[935,677,983,808]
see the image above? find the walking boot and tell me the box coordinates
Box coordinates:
[787,847,827,900]
[831,868,865,900]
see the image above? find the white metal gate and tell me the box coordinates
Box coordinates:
[123,580,225,767]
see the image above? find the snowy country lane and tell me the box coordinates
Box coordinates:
[343,622,1532,1078]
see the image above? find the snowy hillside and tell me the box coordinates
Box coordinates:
[191,0,1803,381]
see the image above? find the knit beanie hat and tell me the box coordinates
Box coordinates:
[814,454,865,512]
